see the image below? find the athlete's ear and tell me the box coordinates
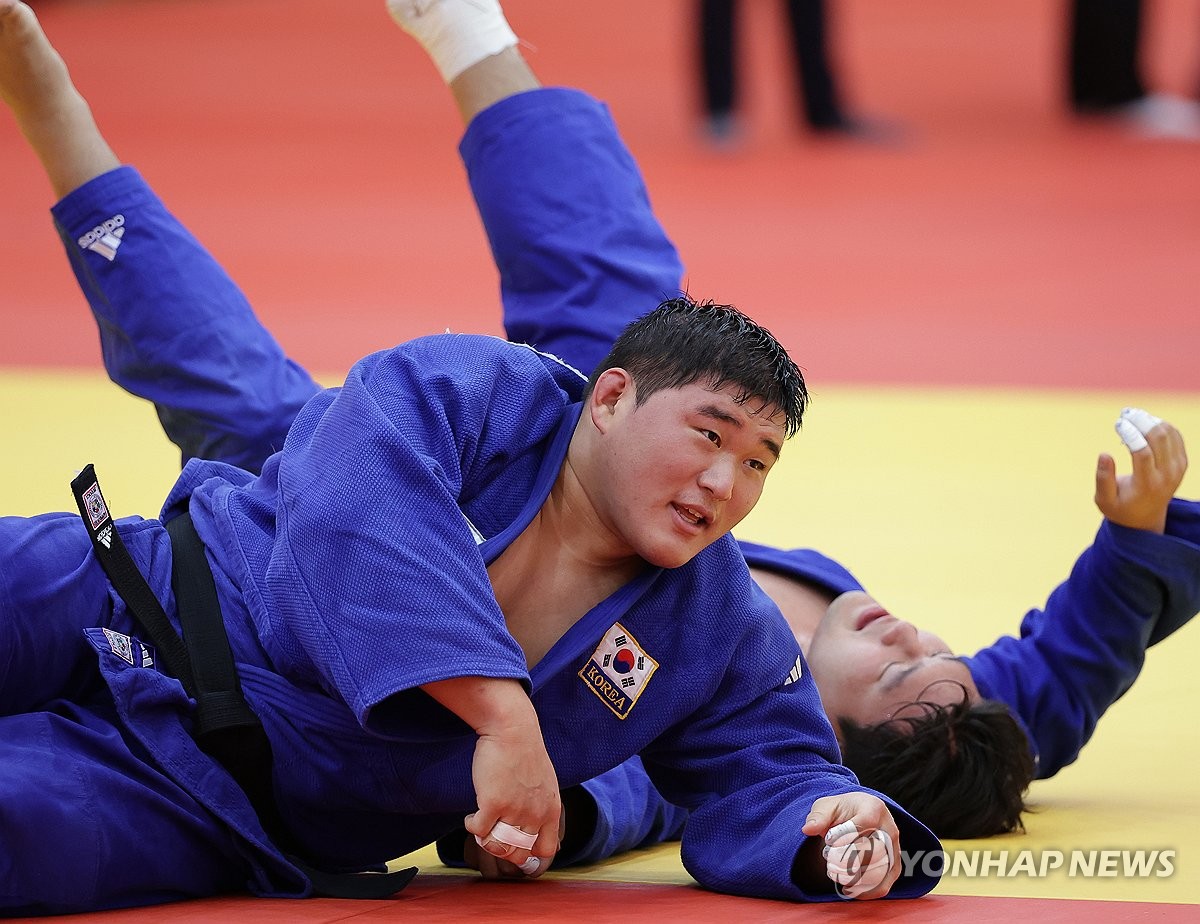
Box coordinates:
[588,368,634,433]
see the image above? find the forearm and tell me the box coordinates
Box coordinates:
[968,508,1200,776]
[681,783,938,902]
[423,674,561,873]
[421,675,535,735]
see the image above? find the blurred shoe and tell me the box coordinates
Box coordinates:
[810,113,906,145]
[702,112,743,149]
[1117,93,1200,141]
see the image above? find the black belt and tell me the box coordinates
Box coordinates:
[71,464,417,899]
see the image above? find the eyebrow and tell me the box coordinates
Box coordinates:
[882,663,922,693]
[698,404,782,460]
[882,653,958,693]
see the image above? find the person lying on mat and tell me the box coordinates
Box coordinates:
[25,0,1199,857]
[542,405,1198,857]
[0,0,941,913]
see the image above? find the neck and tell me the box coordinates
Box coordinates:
[546,447,644,578]
[748,566,834,655]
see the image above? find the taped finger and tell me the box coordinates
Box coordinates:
[519,856,543,875]
[827,844,890,879]
[489,821,538,851]
[868,830,895,878]
[474,833,517,858]
[824,820,858,846]
[1116,418,1148,452]
[1121,407,1163,434]
[828,828,894,900]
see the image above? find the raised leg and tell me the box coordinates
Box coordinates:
[387,0,537,123]
[0,0,119,197]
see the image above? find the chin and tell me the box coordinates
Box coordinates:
[638,538,703,570]
[641,550,691,570]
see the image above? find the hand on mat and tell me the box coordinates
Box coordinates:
[463,806,567,880]
[1097,407,1187,534]
[463,716,561,878]
[802,793,900,900]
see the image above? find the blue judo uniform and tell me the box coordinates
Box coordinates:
[559,525,1200,863]
[12,88,942,914]
[64,82,1200,870]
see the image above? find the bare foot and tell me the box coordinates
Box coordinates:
[0,1,76,119]
[0,0,119,196]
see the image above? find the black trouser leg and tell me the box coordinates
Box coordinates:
[785,0,845,128]
[700,0,737,118]
[1068,0,1145,111]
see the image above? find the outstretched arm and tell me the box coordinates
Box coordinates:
[966,407,1200,777]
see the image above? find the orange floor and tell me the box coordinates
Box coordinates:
[15,879,1199,924]
[2,0,1199,919]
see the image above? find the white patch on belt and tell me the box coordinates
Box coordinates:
[103,628,136,665]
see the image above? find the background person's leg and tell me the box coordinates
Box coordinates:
[698,0,738,138]
[1067,0,1144,112]
[2,0,316,472]
[448,46,539,124]
[784,0,846,130]
[391,0,683,374]
[388,0,530,123]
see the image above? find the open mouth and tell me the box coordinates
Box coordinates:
[672,502,709,531]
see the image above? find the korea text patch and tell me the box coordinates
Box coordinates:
[579,622,658,719]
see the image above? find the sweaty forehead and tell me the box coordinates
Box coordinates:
[699,382,787,425]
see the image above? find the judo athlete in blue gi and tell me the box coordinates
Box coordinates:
[26,0,1199,861]
[0,0,941,913]
[565,455,1200,858]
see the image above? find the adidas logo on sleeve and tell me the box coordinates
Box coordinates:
[77,214,126,261]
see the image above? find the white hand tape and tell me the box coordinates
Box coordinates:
[489,820,538,850]
[1116,417,1148,452]
[474,833,516,857]
[829,828,894,900]
[519,856,543,875]
[824,820,858,846]
[1121,407,1162,434]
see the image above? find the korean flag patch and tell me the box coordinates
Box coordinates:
[578,622,659,720]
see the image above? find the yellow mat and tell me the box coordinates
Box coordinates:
[5,370,1196,905]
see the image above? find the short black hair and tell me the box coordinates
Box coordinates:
[586,296,808,439]
[838,691,1035,839]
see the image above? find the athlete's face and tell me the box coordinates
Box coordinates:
[806,591,978,733]
[592,373,785,569]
